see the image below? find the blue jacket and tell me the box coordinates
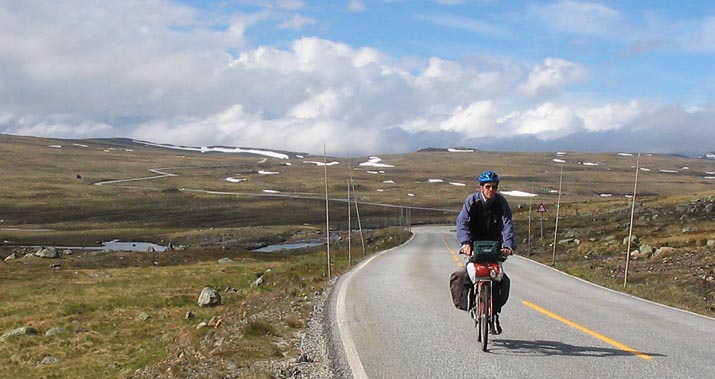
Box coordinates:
[456,192,515,250]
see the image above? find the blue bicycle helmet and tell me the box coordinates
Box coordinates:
[478,170,500,184]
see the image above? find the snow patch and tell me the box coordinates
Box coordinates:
[226,177,247,183]
[48,145,62,148]
[501,190,538,197]
[448,148,474,153]
[659,169,678,174]
[600,193,613,197]
[262,190,280,194]
[449,182,466,186]
[132,140,290,159]
[427,179,444,183]
[304,160,339,166]
[382,180,395,184]
[360,156,394,168]
[258,170,279,175]
[618,152,633,156]
[582,162,598,166]
[552,159,566,163]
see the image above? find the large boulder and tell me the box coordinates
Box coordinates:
[1,326,38,341]
[35,247,59,258]
[197,287,221,307]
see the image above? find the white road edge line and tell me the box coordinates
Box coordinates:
[336,233,416,379]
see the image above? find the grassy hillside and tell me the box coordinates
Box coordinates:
[1,134,714,377]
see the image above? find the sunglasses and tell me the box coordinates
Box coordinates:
[482,184,498,190]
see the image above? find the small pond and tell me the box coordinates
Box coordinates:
[253,240,324,252]
[8,239,168,252]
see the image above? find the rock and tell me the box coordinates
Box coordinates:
[707,240,715,248]
[185,311,195,320]
[49,263,61,269]
[654,246,676,258]
[40,356,60,365]
[4,253,17,261]
[45,327,69,337]
[251,274,265,288]
[196,322,207,329]
[705,203,714,213]
[637,244,654,259]
[35,247,60,258]
[682,226,698,233]
[198,287,221,307]
[217,257,233,265]
[62,249,73,255]
[1,326,38,341]
[629,250,642,260]
[623,235,638,245]
[558,238,574,245]
[137,312,151,321]
[573,239,581,246]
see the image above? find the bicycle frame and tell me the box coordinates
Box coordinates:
[468,261,502,351]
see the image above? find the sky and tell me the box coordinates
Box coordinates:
[1,0,714,157]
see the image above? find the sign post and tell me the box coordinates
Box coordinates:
[536,203,547,240]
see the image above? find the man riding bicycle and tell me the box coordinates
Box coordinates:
[450,170,514,334]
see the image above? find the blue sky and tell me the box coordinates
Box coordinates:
[1,0,714,156]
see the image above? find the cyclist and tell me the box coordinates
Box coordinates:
[450,170,514,334]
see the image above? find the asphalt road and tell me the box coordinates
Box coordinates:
[327,225,715,379]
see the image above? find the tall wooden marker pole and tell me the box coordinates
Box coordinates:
[551,164,563,266]
[624,153,641,288]
[323,144,331,279]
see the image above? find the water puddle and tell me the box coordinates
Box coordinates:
[253,240,324,252]
[8,240,167,252]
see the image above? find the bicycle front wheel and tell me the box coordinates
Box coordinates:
[479,284,490,351]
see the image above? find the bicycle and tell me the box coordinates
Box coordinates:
[462,241,507,352]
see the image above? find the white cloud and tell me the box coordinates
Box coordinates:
[530,1,622,37]
[503,103,582,139]
[348,0,366,13]
[278,14,316,30]
[519,58,588,97]
[413,13,506,37]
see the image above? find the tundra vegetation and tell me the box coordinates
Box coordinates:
[1,134,713,378]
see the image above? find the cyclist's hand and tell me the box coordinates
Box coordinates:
[501,247,513,256]
[460,244,472,257]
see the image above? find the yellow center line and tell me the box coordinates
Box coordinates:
[522,301,653,361]
[441,233,463,267]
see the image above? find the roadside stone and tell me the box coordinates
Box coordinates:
[4,253,17,261]
[638,245,654,259]
[40,356,60,365]
[197,287,221,307]
[623,235,638,245]
[137,312,151,321]
[62,249,73,255]
[1,326,38,341]
[217,257,233,265]
[654,246,676,258]
[35,247,59,258]
[45,327,70,337]
[251,274,265,288]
